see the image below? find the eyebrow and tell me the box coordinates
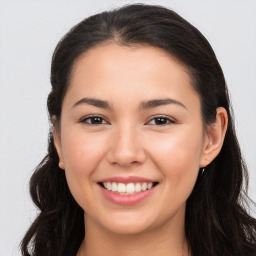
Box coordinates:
[73,97,113,109]
[72,97,187,110]
[139,98,187,110]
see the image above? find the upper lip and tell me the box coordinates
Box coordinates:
[99,176,156,184]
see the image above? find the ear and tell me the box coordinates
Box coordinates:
[200,107,228,167]
[52,116,65,170]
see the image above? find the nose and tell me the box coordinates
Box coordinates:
[106,124,146,167]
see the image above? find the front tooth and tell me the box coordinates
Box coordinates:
[141,182,147,191]
[112,182,118,192]
[117,183,126,193]
[107,182,112,191]
[147,183,153,189]
[126,183,135,194]
[135,183,142,192]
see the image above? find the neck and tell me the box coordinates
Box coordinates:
[77,211,190,256]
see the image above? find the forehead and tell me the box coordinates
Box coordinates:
[64,43,199,109]
[71,43,191,83]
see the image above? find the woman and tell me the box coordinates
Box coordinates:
[21,4,256,256]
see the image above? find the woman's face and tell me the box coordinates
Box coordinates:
[54,43,211,235]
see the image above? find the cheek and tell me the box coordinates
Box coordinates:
[147,127,203,191]
[61,128,107,173]
[151,128,203,165]
[146,129,203,218]
[60,129,108,206]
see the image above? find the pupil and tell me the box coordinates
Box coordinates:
[156,118,166,125]
[92,117,102,124]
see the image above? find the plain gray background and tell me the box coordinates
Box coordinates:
[0,0,255,255]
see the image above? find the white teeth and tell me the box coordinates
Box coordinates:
[147,183,153,189]
[117,183,126,193]
[102,182,154,194]
[135,183,142,192]
[126,183,135,193]
[141,182,147,191]
[111,182,118,192]
[107,182,112,190]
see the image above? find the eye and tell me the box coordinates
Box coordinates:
[146,116,175,126]
[80,115,108,125]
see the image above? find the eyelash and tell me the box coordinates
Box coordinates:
[146,116,175,126]
[80,115,175,126]
[80,115,108,125]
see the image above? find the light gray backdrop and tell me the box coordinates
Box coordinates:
[0,0,255,255]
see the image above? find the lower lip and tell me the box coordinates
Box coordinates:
[98,184,157,206]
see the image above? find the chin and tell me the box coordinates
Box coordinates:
[98,213,156,236]
[105,223,151,236]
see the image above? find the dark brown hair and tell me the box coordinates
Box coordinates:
[21,4,256,256]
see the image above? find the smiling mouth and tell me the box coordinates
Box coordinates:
[98,182,159,195]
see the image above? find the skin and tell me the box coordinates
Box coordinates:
[53,43,228,256]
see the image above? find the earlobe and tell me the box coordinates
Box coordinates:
[51,116,65,170]
[200,107,228,167]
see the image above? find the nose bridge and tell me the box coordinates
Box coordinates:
[108,121,144,166]
[117,122,137,150]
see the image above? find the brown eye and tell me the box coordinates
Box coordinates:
[81,116,107,125]
[147,116,175,126]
